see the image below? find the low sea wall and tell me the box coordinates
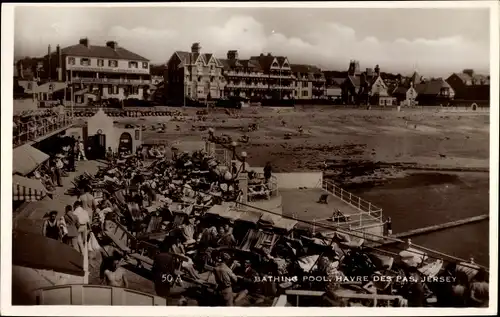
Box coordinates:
[250,168,323,189]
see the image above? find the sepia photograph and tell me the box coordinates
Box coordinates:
[1,2,498,316]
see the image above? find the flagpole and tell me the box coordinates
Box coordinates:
[71,69,74,118]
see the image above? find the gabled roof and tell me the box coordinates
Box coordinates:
[276,56,289,67]
[249,54,277,71]
[392,86,409,95]
[330,77,345,86]
[219,58,230,71]
[451,72,489,85]
[348,75,361,88]
[246,59,262,71]
[203,53,214,64]
[57,44,149,61]
[408,71,422,85]
[415,78,452,95]
[174,50,222,68]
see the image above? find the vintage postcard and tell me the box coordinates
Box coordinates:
[1,2,498,316]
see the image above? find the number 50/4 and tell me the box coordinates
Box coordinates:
[162,274,181,283]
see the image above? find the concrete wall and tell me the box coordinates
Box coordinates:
[14,99,38,115]
[87,109,142,153]
[12,265,84,305]
[250,168,323,189]
[65,126,84,139]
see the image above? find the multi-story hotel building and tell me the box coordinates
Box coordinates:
[219,51,295,99]
[45,38,151,104]
[290,64,326,99]
[165,43,226,103]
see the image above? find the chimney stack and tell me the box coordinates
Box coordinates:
[227,50,238,60]
[463,69,474,77]
[106,41,118,51]
[348,60,360,76]
[191,42,201,54]
[375,64,380,76]
[56,45,62,81]
[79,38,90,48]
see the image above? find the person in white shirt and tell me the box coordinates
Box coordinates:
[77,139,87,161]
[73,200,90,253]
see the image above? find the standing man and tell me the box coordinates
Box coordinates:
[73,200,90,253]
[79,184,98,221]
[43,211,60,240]
[263,162,272,185]
[214,252,238,306]
[77,137,87,161]
[385,217,393,236]
[60,205,79,250]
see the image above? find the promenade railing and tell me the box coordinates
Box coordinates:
[13,115,73,148]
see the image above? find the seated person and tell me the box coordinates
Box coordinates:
[180,217,198,245]
[168,235,201,280]
[34,171,55,194]
[248,184,270,200]
[216,226,236,247]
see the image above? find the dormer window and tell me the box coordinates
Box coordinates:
[80,58,90,66]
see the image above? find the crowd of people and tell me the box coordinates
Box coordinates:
[13,108,69,146]
[31,135,87,197]
[36,139,488,308]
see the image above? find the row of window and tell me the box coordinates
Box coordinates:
[68,57,148,69]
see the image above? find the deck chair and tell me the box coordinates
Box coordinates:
[104,220,156,269]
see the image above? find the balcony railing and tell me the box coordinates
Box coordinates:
[71,78,151,85]
[270,85,295,90]
[225,71,266,78]
[13,115,73,148]
[269,74,293,79]
[226,83,268,89]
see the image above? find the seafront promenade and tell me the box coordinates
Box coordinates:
[13,160,104,234]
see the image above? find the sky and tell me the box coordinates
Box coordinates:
[14,6,491,77]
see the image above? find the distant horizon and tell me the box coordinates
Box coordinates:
[14,6,491,78]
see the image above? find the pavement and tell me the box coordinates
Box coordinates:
[280,188,381,232]
[14,160,104,234]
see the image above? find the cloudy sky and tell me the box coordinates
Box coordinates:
[14,6,490,77]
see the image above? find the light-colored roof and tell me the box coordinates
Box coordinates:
[13,144,50,176]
